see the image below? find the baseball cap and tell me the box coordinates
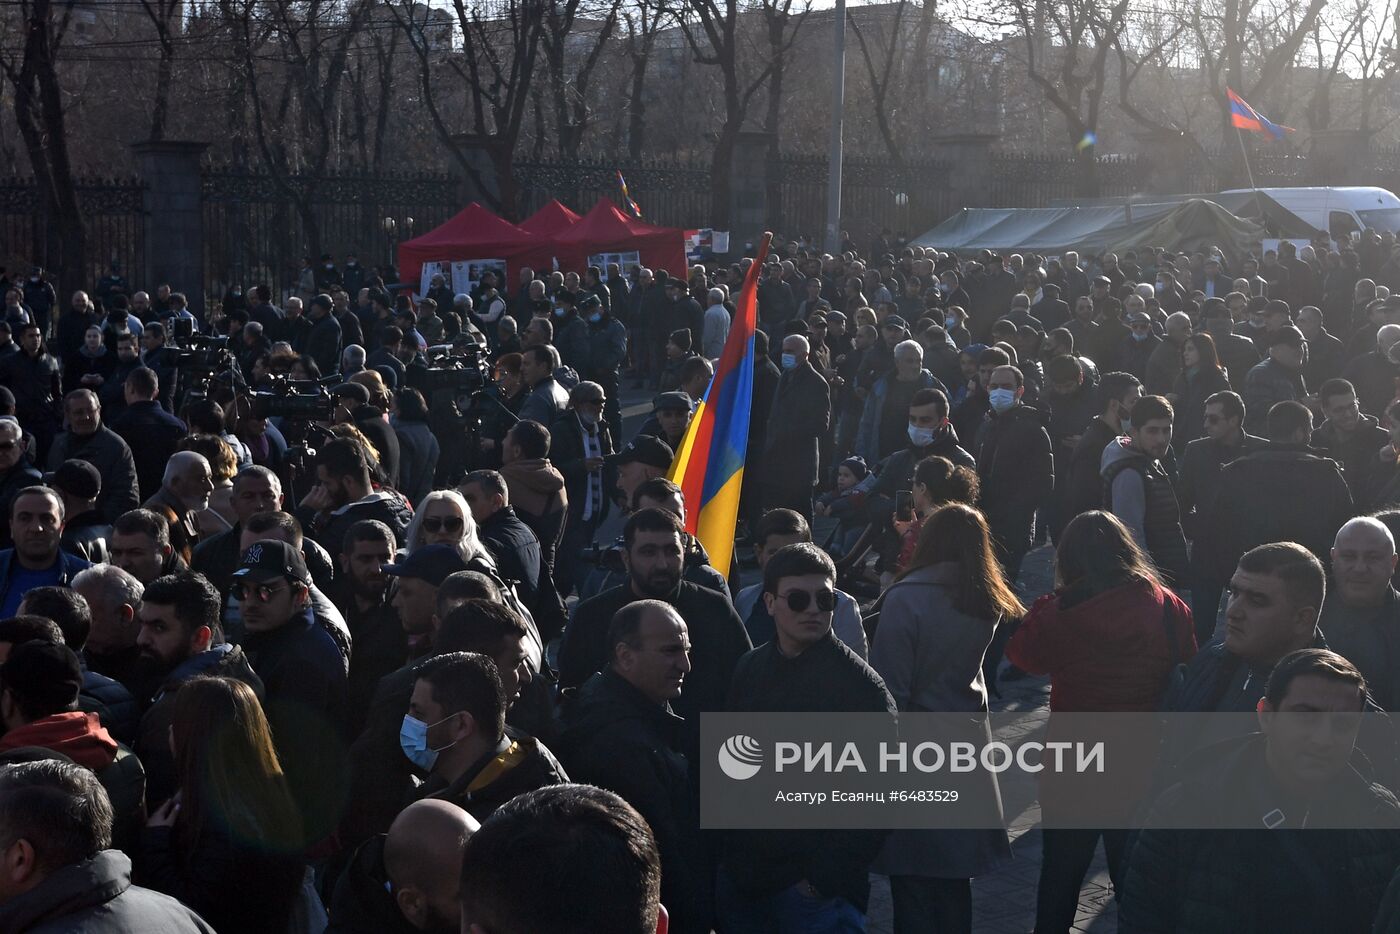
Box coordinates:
[609,435,674,470]
[653,391,693,413]
[0,641,83,712]
[332,382,372,406]
[1093,275,1111,287]
[383,543,469,587]
[233,539,312,585]
[579,294,602,311]
[882,315,908,330]
[43,459,101,502]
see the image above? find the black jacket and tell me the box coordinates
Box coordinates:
[558,669,707,934]
[138,644,264,807]
[478,505,544,615]
[305,312,343,375]
[79,664,139,748]
[1197,443,1353,583]
[1120,733,1400,934]
[1177,432,1267,539]
[974,404,1054,553]
[60,509,111,564]
[1312,415,1391,500]
[1321,587,1400,713]
[559,581,752,728]
[243,607,350,846]
[551,412,614,526]
[46,425,141,523]
[867,425,975,502]
[0,348,61,435]
[1347,350,1400,416]
[309,489,414,556]
[326,835,419,934]
[136,821,303,934]
[722,633,896,912]
[110,400,187,501]
[413,730,569,822]
[761,362,830,499]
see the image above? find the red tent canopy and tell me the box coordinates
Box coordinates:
[519,199,582,236]
[397,202,535,292]
[551,199,688,278]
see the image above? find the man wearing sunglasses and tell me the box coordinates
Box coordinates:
[719,542,896,932]
[233,537,350,847]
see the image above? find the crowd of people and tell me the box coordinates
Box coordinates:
[2,224,1400,933]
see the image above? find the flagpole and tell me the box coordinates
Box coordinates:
[1235,126,1257,191]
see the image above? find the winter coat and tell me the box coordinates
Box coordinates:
[1177,432,1266,540]
[557,669,707,934]
[0,348,62,435]
[1312,415,1391,501]
[109,400,188,500]
[60,510,110,565]
[79,663,138,748]
[63,344,115,393]
[305,312,343,375]
[477,505,545,619]
[582,314,628,389]
[137,644,264,807]
[242,606,350,847]
[1170,365,1230,444]
[499,457,567,553]
[413,730,569,822]
[46,425,141,523]
[761,361,830,504]
[0,850,215,934]
[853,369,947,463]
[721,633,896,912]
[1320,587,1400,713]
[560,581,751,728]
[308,488,414,557]
[974,404,1054,554]
[1009,578,1195,713]
[1196,443,1353,584]
[1119,734,1400,934]
[517,376,569,427]
[391,417,439,506]
[1101,438,1190,586]
[136,819,304,934]
[551,412,614,527]
[1243,358,1307,433]
[869,562,1012,879]
[325,835,420,934]
[553,314,590,371]
[0,547,92,620]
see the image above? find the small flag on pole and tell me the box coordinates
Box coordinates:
[1076,132,1097,152]
[1227,88,1294,141]
[617,171,642,219]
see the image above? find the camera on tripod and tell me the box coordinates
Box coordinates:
[168,327,236,405]
[249,374,336,422]
[408,339,492,395]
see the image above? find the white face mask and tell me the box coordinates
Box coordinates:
[988,388,1018,412]
[908,424,937,447]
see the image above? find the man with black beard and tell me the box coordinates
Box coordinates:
[557,508,750,738]
[332,518,402,735]
[131,570,263,806]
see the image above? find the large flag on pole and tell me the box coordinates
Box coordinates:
[1227,88,1294,141]
[667,232,772,577]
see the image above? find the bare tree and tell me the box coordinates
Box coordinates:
[541,0,622,158]
[992,0,1131,196]
[0,0,85,286]
[620,0,669,158]
[668,0,809,224]
[846,0,939,168]
[390,0,546,217]
[136,0,184,140]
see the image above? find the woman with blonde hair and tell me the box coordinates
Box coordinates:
[137,676,305,933]
[404,488,490,566]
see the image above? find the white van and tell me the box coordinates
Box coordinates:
[1219,186,1400,242]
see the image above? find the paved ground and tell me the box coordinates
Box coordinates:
[612,382,1110,932]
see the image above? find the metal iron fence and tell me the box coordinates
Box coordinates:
[0,176,146,293]
[201,167,458,300]
[768,154,957,244]
[512,156,714,230]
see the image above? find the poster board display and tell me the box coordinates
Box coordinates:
[588,251,642,279]
[450,259,508,293]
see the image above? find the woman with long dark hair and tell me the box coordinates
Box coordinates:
[1006,511,1196,934]
[137,676,306,933]
[1169,332,1230,443]
[870,504,1024,933]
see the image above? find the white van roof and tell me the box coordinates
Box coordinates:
[1219,186,1400,208]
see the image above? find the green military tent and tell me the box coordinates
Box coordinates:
[913,198,1268,264]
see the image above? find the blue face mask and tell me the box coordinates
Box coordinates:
[781,353,798,370]
[399,714,457,771]
[988,387,1018,412]
[553,307,567,318]
[588,312,602,324]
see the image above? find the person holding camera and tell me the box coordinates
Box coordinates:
[299,437,412,554]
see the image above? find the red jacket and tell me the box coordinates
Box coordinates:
[0,711,118,770]
[1007,577,1196,712]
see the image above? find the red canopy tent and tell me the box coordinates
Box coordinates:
[519,199,582,236]
[550,198,688,278]
[397,202,536,293]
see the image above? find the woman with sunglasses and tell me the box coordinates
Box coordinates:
[1005,511,1195,934]
[869,504,1023,934]
[404,489,491,567]
[137,675,305,933]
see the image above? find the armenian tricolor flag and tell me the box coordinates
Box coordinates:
[617,171,642,218]
[1227,88,1293,141]
[667,232,771,577]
